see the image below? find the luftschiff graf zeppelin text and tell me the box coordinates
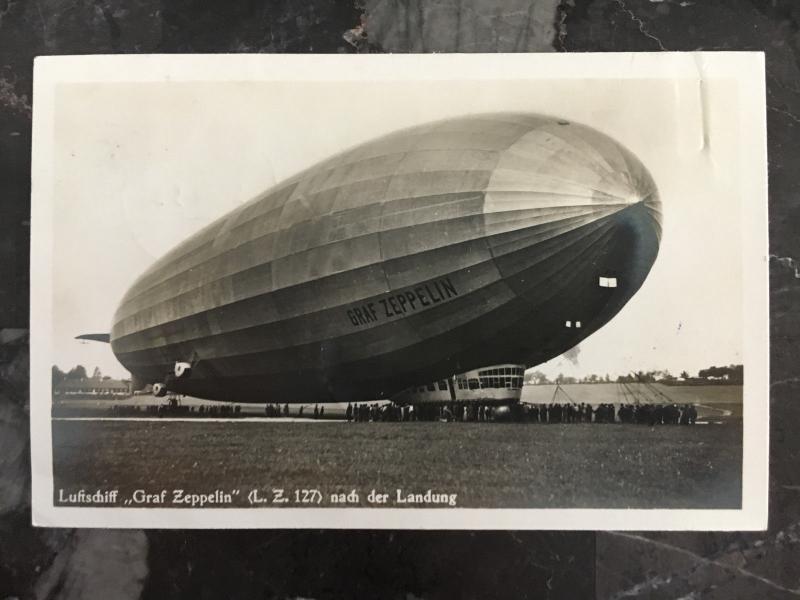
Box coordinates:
[56,487,458,507]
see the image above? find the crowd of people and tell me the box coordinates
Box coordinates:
[265,403,327,418]
[617,403,697,425]
[348,403,403,422]
[343,401,699,424]
[513,402,698,425]
[261,401,700,425]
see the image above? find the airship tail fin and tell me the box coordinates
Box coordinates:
[75,333,110,343]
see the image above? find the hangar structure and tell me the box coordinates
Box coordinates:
[107,113,662,403]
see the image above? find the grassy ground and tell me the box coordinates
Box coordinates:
[52,419,742,509]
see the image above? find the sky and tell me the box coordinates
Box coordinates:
[50,73,742,381]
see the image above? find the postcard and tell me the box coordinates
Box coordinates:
[30,52,768,529]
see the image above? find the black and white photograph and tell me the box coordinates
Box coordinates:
[29,52,768,529]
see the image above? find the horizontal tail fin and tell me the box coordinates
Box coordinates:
[75,333,110,343]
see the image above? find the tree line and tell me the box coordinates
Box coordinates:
[52,365,118,386]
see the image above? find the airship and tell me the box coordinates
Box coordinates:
[104,113,662,403]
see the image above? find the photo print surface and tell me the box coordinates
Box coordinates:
[30,53,769,529]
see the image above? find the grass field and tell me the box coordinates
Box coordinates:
[52,418,742,509]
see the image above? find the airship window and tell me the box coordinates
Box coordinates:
[437,380,448,391]
[599,276,618,288]
[468,378,480,390]
[565,320,572,328]
[426,383,436,392]
[576,321,582,328]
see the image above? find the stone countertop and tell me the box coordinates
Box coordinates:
[1,1,798,598]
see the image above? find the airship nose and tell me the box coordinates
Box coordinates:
[484,118,662,247]
[481,118,662,312]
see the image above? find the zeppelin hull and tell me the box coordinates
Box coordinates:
[110,114,662,403]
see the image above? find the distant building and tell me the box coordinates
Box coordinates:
[54,377,132,399]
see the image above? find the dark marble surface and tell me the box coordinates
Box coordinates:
[1,1,798,598]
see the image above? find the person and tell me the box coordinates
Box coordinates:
[283,403,289,417]
[646,404,657,427]
[346,403,353,421]
[442,405,452,421]
[313,404,319,419]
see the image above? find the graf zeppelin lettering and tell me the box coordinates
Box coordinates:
[346,277,459,328]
